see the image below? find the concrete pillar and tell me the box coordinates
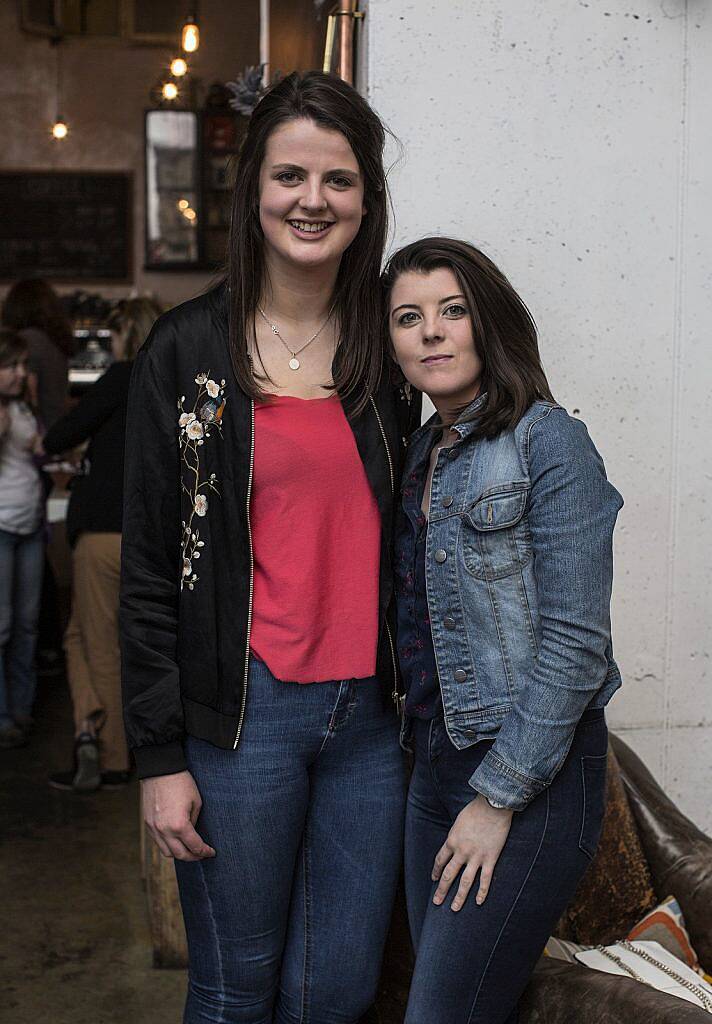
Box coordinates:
[364,0,712,831]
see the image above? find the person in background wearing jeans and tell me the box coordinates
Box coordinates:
[46,298,162,791]
[383,237,624,1024]
[2,278,75,676]
[0,329,44,749]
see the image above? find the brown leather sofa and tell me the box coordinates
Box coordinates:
[368,734,712,1023]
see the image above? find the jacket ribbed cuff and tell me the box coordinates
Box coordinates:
[132,740,187,780]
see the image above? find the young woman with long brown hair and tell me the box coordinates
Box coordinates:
[1,277,73,431]
[383,237,623,1023]
[121,72,418,1023]
[0,329,44,749]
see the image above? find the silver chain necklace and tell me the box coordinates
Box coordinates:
[256,305,334,371]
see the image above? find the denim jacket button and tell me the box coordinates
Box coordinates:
[454,669,467,682]
[444,616,456,630]
[434,549,447,563]
[441,495,454,507]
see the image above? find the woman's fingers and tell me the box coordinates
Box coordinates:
[431,841,452,881]
[476,863,494,905]
[147,820,216,861]
[432,853,465,905]
[177,822,216,859]
[450,863,480,912]
[147,825,174,859]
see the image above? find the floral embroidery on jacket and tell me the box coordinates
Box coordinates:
[178,372,226,591]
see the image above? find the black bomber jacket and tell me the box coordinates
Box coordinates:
[120,284,420,779]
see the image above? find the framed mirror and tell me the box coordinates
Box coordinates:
[144,109,201,269]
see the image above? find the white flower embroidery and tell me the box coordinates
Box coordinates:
[178,370,226,591]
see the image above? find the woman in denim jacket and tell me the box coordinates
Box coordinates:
[383,237,624,1024]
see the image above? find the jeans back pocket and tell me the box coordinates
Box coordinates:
[579,753,608,859]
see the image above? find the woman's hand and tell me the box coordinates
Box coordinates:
[432,794,513,911]
[141,770,216,861]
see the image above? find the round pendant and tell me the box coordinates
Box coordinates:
[289,357,300,370]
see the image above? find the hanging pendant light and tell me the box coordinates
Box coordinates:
[162,81,179,101]
[52,117,69,140]
[170,57,188,77]
[181,12,200,53]
[51,37,68,139]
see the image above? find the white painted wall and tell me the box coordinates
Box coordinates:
[363,0,712,830]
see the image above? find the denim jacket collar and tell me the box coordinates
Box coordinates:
[407,391,488,459]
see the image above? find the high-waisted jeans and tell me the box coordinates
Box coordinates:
[175,657,407,1024]
[404,707,608,1024]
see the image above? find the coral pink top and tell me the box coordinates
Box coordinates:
[249,394,381,683]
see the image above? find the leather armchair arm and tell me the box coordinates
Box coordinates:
[522,957,710,1023]
[610,734,712,972]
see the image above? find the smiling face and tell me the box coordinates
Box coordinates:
[389,267,483,419]
[0,355,28,399]
[258,118,365,275]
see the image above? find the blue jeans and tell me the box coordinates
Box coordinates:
[404,708,608,1024]
[175,657,407,1023]
[0,527,44,728]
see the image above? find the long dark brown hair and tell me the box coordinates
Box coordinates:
[1,278,74,358]
[107,296,164,361]
[227,71,389,413]
[0,328,30,408]
[382,237,555,438]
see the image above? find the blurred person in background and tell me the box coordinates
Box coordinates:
[1,277,74,674]
[45,297,163,791]
[0,328,44,749]
[1,277,73,431]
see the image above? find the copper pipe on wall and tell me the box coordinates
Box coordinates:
[323,1,362,86]
[338,0,356,85]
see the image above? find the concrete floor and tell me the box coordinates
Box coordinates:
[0,673,186,1023]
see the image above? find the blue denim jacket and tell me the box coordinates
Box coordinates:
[400,396,624,810]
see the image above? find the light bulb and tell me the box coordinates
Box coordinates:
[170,57,188,77]
[181,19,199,53]
[177,198,190,210]
[52,119,68,140]
[162,82,179,101]
[183,208,197,222]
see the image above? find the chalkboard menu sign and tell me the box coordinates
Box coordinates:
[0,172,131,282]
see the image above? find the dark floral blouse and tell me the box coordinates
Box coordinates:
[395,442,441,720]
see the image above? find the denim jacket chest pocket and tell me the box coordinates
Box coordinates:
[460,484,532,580]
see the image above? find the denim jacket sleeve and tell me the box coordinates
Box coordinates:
[120,322,187,780]
[469,407,623,810]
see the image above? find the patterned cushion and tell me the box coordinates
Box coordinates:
[555,746,658,944]
[628,896,706,976]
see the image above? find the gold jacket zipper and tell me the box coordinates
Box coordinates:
[234,398,255,749]
[370,396,401,710]
[369,396,394,494]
